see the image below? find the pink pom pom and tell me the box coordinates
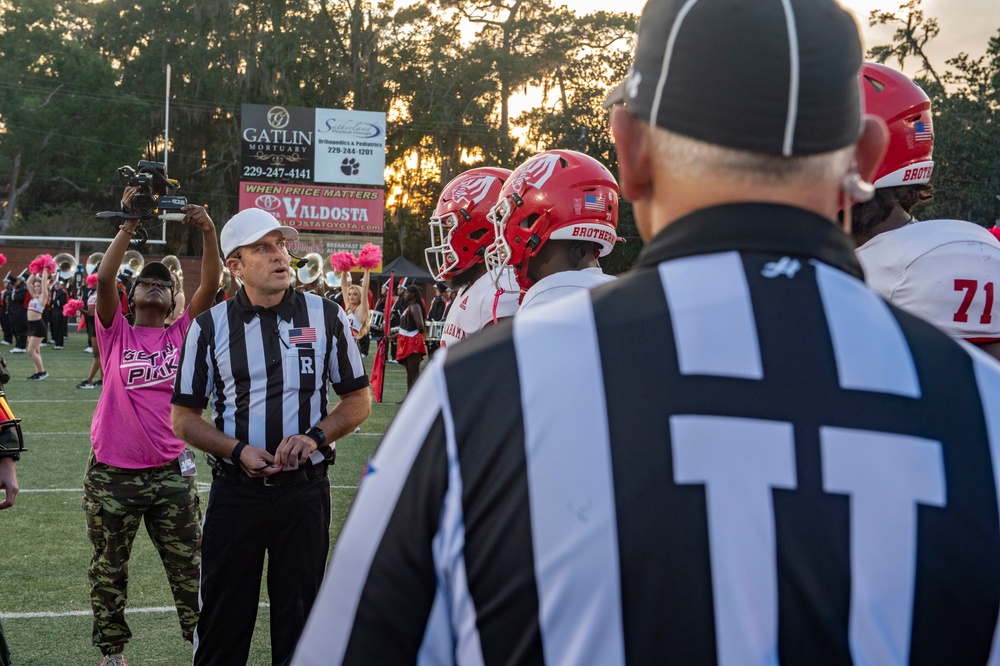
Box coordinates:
[990,226,1000,243]
[63,299,85,317]
[30,254,57,275]
[330,252,357,273]
[0,254,6,267]
[356,243,382,270]
[86,273,99,288]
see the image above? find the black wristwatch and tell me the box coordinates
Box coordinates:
[304,426,326,449]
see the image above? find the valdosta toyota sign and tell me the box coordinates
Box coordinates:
[239,182,385,234]
[241,104,386,186]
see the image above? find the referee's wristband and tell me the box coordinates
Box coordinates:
[230,441,248,469]
[303,426,326,450]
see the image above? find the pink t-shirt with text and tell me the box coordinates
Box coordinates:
[90,307,190,468]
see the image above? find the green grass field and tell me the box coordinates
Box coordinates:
[0,329,406,665]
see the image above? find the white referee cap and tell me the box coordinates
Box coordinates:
[221,208,299,259]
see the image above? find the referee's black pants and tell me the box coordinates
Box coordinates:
[192,471,331,666]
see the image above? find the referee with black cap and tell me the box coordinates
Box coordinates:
[172,207,371,665]
[294,0,1000,664]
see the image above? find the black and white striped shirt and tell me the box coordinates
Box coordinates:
[294,204,1000,665]
[172,288,368,462]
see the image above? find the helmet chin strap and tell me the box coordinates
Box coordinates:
[523,260,539,289]
[519,234,543,288]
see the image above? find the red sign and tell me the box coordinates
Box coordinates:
[238,181,384,234]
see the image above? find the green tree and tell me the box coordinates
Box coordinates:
[0,0,146,233]
[380,2,637,269]
[513,10,638,272]
[74,0,395,254]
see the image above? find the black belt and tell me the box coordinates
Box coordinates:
[213,460,329,487]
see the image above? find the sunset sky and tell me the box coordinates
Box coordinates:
[570,0,1000,73]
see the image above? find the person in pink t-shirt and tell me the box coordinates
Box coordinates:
[81,186,221,666]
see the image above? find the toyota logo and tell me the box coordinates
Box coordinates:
[255,195,281,211]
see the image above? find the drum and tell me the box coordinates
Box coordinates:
[369,310,384,332]
[426,321,445,342]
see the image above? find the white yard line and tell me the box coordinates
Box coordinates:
[2,603,270,620]
[21,432,91,436]
[14,399,99,403]
[21,484,360,494]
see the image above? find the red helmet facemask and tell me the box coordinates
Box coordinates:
[425,167,512,282]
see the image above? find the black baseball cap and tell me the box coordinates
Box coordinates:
[138,262,173,283]
[605,0,864,156]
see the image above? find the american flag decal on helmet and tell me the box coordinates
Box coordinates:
[584,194,605,211]
[913,120,932,142]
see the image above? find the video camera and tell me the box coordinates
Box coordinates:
[117,160,187,218]
[96,160,188,248]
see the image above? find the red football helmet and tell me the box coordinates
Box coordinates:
[861,62,934,188]
[484,150,619,290]
[425,167,512,282]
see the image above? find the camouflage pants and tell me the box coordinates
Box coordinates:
[81,451,202,655]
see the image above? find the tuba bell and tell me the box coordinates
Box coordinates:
[324,268,352,289]
[219,267,232,292]
[296,252,323,285]
[53,253,78,281]
[119,250,144,279]
[85,252,105,275]
[162,255,183,279]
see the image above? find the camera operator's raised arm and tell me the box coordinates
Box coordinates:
[182,204,221,319]
[96,186,140,328]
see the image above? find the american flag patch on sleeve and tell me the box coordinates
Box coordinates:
[288,327,317,344]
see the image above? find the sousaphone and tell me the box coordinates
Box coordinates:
[53,253,77,281]
[85,252,105,275]
[296,252,323,285]
[119,250,145,279]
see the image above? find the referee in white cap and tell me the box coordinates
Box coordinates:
[294,1,1000,664]
[172,208,371,665]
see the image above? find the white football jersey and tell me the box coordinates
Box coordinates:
[856,219,1000,342]
[519,267,616,312]
[440,267,520,347]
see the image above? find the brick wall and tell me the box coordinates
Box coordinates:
[1,245,206,301]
